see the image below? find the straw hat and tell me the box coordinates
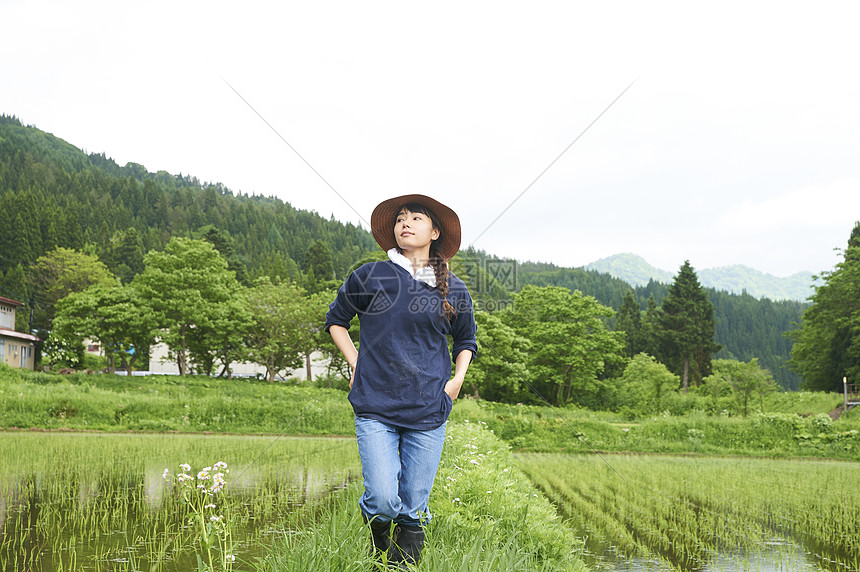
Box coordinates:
[370,194,461,260]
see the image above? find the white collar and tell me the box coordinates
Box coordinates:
[388,248,436,287]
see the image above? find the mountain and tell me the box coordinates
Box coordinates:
[586,253,813,301]
[698,266,813,302]
[584,253,674,287]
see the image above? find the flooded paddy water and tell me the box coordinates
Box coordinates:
[0,433,359,571]
[516,453,860,571]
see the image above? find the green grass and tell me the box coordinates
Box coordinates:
[3,366,859,459]
[0,366,355,434]
[449,399,860,459]
[763,390,843,415]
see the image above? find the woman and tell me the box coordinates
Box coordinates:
[325,194,477,567]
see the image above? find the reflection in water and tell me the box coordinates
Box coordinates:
[0,435,359,572]
[581,536,819,572]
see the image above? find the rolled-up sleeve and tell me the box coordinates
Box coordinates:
[450,290,478,361]
[325,271,365,332]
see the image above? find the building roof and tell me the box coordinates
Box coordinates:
[0,328,40,342]
[0,296,24,307]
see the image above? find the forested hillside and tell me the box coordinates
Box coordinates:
[0,115,376,295]
[0,116,805,389]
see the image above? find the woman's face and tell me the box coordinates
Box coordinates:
[394,207,440,253]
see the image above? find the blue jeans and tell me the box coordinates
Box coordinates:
[354,416,447,527]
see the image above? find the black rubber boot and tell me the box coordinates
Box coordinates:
[363,514,392,556]
[389,524,425,568]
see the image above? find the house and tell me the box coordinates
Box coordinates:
[147,342,328,380]
[0,296,39,370]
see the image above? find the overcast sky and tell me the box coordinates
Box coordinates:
[3,1,859,277]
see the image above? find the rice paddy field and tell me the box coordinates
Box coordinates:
[0,433,360,571]
[0,424,586,572]
[2,365,859,571]
[3,429,859,571]
[516,453,860,571]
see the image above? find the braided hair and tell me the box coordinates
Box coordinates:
[397,202,456,321]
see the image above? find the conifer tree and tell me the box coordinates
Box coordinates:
[656,261,721,390]
[639,294,662,360]
[615,290,643,357]
[9,213,34,266]
[790,222,860,391]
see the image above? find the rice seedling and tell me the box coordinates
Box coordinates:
[0,433,359,571]
[516,453,860,571]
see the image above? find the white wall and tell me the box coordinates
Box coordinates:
[146,343,329,380]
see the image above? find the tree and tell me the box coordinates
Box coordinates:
[465,310,532,402]
[705,358,778,417]
[615,290,643,357]
[639,294,662,359]
[298,289,333,382]
[789,223,860,391]
[53,284,157,374]
[698,366,733,412]
[501,285,625,407]
[186,295,253,378]
[302,240,340,294]
[198,225,250,286]
[10,212,37,267]
[611,353,679,417]
[102,228,145,284]
[30,247,117,302]
[133,238,242,376]
[245,277,314,382]
[29,247,117,331]
[656,261,721,390]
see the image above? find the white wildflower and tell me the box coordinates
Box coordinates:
[211,472,226,493]
[180,463,191,472]
[162,468,169,480]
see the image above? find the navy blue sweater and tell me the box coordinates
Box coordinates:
[325,261,478,430]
